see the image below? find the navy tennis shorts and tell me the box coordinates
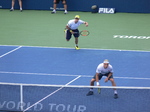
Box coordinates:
[93,72,113,80]
[55,0,66,4]
[66,29,79,40]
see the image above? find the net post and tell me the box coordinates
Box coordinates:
[20,84,24,111]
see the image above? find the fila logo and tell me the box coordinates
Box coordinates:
[99,8,115,14]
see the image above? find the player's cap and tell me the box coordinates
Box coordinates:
[103,59,109,63]
[75,15,80,19]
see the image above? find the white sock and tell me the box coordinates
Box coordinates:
[114,90,117,94]
[11,7,14,9]
[65,10,67,12]
[53,9,56,12]
[75,44,78,47]
[20,8,22,10]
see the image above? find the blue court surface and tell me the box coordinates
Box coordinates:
[0,45,150,112]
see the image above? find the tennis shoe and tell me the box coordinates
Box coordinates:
[10,9,14,11]
[75,46,80,50]
[51,11,56,14]
[86,91,94,96]
[64,11,68,14]
[114,94,118,99]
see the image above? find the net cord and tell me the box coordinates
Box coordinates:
[0,82,150,89]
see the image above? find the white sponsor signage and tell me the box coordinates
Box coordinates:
[114,35,150,39]
[99,8,115,14]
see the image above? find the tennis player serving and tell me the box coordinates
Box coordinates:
[65,15,88,50]
[86,59,118,99]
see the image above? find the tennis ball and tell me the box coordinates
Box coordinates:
[91,5,97,10]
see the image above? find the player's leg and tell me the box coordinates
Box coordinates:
[51,0,59,14]
[86,78,95,96]
[10,0,15,11]
[73,29,80,50]
[18,0,22,11]
[62,0,68,14]
[86,74,103,96]
[90,79,95,86]
[109,78,118,99]
[66,30,72,41]
[74,37,79,49]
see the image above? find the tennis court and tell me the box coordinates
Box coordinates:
[0,45,150,112]
[0,9,150,112]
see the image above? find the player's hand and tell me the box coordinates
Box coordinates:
[70,30,74,34]
[85,22,88,27]
[105,78,108,82]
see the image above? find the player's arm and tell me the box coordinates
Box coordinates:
[66,25,71,30]
[95,66,101,86]
[66,25,73,34]
[96,73,100,86]
[108,72,113,79]
[105,72,113,82]
[80,20,88,27]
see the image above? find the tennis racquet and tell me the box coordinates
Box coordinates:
[98,87,101,94]
[74,30,90,36]
[64,29,90,36]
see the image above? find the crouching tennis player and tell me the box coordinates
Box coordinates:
[86,59,118,99]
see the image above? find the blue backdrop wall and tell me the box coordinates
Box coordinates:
[0,0,150,13]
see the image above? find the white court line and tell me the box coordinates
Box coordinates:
[115,77,150,80]
[0,71,150,80]
[0,45,150,53]
[0,46,22,58]
[0,71,79,77]
[23,75,81,112]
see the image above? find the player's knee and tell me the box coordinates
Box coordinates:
[75,37,78,39]
[53,0,58,4]
[62,3,67,5]
[110,78,114,82]
[62,1,67,5]
[91,79,96,83]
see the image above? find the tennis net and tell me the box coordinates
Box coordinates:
[0,82,150,112]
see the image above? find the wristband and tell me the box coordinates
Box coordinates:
[70,30,73,32]
[96,82,99,86]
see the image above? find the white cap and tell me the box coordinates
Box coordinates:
[103,59,109,63]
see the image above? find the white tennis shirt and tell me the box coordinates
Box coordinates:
[67,19,85,30]
[96,63,113,74]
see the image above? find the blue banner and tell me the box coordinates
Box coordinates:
[0,0,150,13]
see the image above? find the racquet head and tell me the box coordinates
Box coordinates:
[80,30,90,36]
